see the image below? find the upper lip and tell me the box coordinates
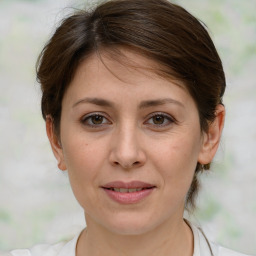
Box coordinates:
[101,181,156,189]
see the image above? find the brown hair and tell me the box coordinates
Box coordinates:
[36,0,226,210]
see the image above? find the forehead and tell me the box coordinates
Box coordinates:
[74,48,186,89]
[62,48,197,113]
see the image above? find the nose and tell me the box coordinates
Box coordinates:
[109,125,146,169]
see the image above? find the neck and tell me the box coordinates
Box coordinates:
[76,215,194,256]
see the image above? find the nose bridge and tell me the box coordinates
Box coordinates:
[119,122,138,155]
[109,121,145,168]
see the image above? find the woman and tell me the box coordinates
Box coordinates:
[6,0,252,255]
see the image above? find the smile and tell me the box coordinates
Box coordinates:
[101,181,156,204]
[107,187,149,192]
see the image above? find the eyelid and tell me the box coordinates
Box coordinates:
[80,111,176,129]
[80,112,112,127]
[144,112,176,127]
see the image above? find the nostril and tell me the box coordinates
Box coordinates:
[112,161,141,169]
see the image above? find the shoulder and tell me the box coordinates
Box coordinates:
[8,241,66,256]
[0,252,12,256]
[5,232,80,256]
[187,220,253,256]
[210,242,253,256]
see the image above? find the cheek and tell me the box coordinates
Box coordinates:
[60,134,107,203]
[150,135,200,190]
[61,129,106,172]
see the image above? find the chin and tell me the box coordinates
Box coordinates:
[99,212,161,236]
[107,223,154,236]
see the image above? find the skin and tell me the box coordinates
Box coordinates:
[46,49,225,256]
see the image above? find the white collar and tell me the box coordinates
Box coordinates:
[57,223,213,256]
[57,233,79,256]
[189,222,214,256]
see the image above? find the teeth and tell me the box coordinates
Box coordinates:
[111,188,144,193]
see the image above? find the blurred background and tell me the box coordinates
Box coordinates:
[0,0,255,254]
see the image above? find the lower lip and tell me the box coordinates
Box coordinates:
[102,188,155,204]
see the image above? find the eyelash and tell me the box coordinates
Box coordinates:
[145,112,175,128]
[80,112,175,129]
[81,112,111,128]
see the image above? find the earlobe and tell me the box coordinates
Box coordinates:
[46,116,67,171]
[198,104,225,165]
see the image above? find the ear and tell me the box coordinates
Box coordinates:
[46,116,67,171]
[198,104,225,165]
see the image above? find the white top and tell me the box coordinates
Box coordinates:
[2,224,252,256]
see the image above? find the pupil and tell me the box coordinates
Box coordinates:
[153,115,164,124]
[92,115,103,124]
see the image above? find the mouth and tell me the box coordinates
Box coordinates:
[104,187,154,193]
[101,181,156,204]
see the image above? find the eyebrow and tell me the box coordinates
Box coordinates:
[73,97,114,108]
[72,97,184,109]
[139,98,184,109]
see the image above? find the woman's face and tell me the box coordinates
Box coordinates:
[48,50,220,235]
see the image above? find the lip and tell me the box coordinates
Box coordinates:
[101,181,156,204]
[102,180,155,189]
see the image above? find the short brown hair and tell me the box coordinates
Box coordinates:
[36,0,226,210]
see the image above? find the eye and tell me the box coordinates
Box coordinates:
[145,113,175,127]
[81,113,111,127]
